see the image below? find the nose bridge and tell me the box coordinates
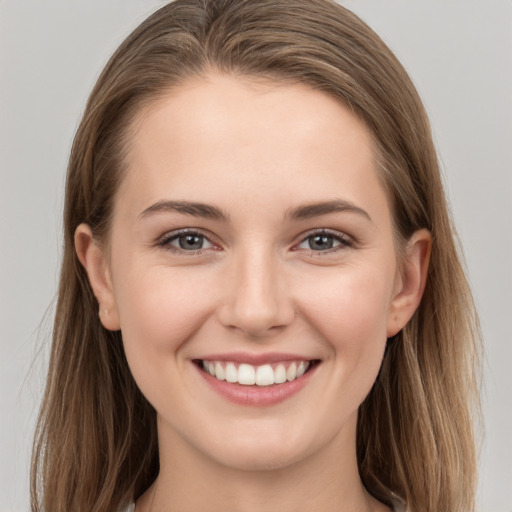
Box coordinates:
[219,242,293,336]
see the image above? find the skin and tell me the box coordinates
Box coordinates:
[76,73,430,512]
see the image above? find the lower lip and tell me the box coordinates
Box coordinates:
[195,362,318,407]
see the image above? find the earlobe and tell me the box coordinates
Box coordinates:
[74,223,121,331]
[386,229,431,337]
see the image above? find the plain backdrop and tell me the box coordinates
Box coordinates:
[1,1,511,511]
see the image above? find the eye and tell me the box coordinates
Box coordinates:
[296,230,352,252]
[158,229,215,253]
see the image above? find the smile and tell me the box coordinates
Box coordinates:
[199,360,312,386]
[194,356,320,406]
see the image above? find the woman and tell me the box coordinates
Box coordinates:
[31,1,481,511]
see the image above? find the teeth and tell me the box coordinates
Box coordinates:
[200,360,312,386]
[238,364,256,385]
[296,361,307,378]
[225,362,238,383]
[286,362,297,381]
[215,362,225,381]
[255,364,274,386]
[274,364,287,384]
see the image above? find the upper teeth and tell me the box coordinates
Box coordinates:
[202,360,311,386]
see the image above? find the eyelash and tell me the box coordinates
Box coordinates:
[156,228,353,256]
[156,228,218,255]
[295,229,353,255]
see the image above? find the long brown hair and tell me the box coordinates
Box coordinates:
[31,1,481,511]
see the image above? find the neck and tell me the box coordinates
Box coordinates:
[136,414,390,512]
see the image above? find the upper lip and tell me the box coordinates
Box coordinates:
[195,352,316,366]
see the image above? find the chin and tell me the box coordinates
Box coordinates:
[195,423,322,472]
[209,444,306,472]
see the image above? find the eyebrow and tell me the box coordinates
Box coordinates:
[138,199,371,223]
[139,200,230,221]
[285,199,372,222]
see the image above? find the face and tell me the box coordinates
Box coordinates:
[78,73,427,472]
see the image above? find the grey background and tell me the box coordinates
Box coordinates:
[1,1,511,511]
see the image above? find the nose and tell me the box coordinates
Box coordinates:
[217,247,294,338]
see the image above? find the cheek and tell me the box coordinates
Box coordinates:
[112,262,216,380]
[295,263,394,403]
[298,265,394,350]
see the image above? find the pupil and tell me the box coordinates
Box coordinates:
[310,234,333,250]
[179,234,203,250]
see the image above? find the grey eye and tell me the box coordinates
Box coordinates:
[307,234,335,251]
[164,232,214,251]
[178,235,204,251]
[297,231,349,252]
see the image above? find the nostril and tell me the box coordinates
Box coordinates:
[215,269,294,336]
[217,304,295,338]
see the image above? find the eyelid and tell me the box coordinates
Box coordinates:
[156,228,220,254]
[154,227,354,256]
[293,228,354,253]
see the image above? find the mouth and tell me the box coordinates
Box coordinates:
[194,359,319,387]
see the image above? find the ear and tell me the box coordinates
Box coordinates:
[74,223,120,331]
[386,229,432,337]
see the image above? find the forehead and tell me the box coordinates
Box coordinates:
[128,73,374,163]
[116,72,389,225]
